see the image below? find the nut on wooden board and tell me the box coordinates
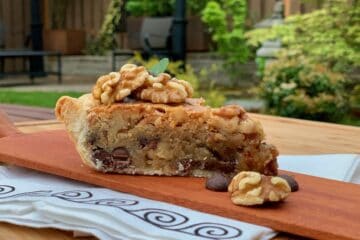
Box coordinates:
[228,171,291,206]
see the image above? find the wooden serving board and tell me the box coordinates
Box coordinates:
[0,130,359,240]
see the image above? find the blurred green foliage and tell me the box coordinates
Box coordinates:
[129,52,225,107]
[125,0,173,17]
[85,0,123,55]
[245,0,360,73]
[350,84,360,108]
[255,57,266,79]
[201,0,249,66]
[257,54,349,122]
[125,0,211,16]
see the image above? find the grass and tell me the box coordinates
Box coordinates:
[1,89,359,127]
[0,90,84,108]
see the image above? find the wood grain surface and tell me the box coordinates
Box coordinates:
[0,104,55,123]
[0,130,359,240]
[0,109,21,138]
[1,114,360,240]
[0,223,94,240]
[253,114,360,154]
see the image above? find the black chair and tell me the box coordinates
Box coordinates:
[112,17,174,71]
[140,17,173,59]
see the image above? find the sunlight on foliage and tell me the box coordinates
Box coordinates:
[85,0,123,55]
[257,54,349,122]
[245,0,360,72]
[201,0,249,66]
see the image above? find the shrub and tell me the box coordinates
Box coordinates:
[125,0,212,17]
[350,84,360,109]
[245,0,360,73]
[258,55,349,122]
[201,0,249,66]
[85,0,123,55]
[125,0,173,17]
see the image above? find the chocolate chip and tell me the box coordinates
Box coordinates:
[208,147,235,163]
[278,174,299,192]
[112,147,129,161]
[205,173,231,192]
[138,136,148,148]
[91,147,131,171]
[93,148,112,161]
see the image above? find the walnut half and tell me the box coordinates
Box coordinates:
[92,64,193,105]
[140,76,193,103]
[92,64,149,105]
[228,171,291,206]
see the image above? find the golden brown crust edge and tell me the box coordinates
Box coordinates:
[55,94,98,169]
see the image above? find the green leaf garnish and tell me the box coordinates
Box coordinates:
[149,58,169,76]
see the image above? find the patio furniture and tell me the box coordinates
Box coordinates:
[0,50,62,84]
[140,17,173,59]
[112,17,174,71]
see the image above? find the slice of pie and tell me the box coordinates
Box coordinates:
[55,64,278,177]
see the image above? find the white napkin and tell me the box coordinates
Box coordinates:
[0,165,276,240]
[279,154,360,183]
[0,154,359,240]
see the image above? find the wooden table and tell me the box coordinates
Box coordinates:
[0,104,54,122]
[1,114,360,239]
